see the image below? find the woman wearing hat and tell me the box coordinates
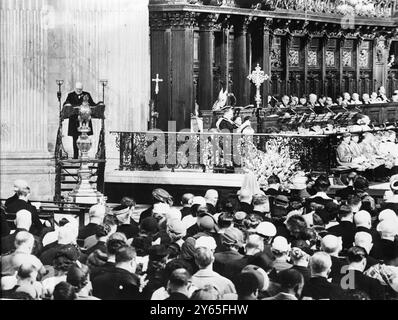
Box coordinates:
[139,188,173,224]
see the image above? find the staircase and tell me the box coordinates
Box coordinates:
[54,103,106,202]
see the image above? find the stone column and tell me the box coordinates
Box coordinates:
[233,17,251,106]
[198,13,219,111]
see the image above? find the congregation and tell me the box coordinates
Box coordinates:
[1,173,398,300]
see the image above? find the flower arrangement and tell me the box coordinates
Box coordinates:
[240,137,303,190]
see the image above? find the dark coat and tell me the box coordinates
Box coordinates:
[63,91,96,137]
[327,221,356,251]
[1,228,43,256]
[180,207,192,218]
[238,202,253,214]
[39,243,81,266]
[214,250,244,279]
[348,270,385,300]
[4,193,18,207]
[302,276,345,300]
[78,223,100,241]
[117,224,139,240]
[92,267,142,300]
[1,209,10,237]
[330,255,348,283]
[5,199,43,236]
[165,292,189,300]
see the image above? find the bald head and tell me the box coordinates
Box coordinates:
[74,82,83,95]
[238,188,252,204]
[15,210,32,230]
[321,234,342,256]
[354,232,373,254]
[204,189,219,206]
[14,231,34,252]
[309,252,332,277]
[13,180,29,193]
[181,193,194,207]
[89,204,106,224]
[354,210,371,229]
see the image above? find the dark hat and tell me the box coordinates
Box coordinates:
[221,227,244,247]
[274,195,290,208]
[148,244,169,261]
[353,176,369,191]
[87,249,108,268]
[140,217,159,234]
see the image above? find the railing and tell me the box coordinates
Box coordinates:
[112,131,336,174]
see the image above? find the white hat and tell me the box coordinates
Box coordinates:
[255,221,277,238]
[152,203,170,215]
[194,236,217,251]
[166,207,182,221]
[378,209,397,222]
[271,236,291,253]
[377,219,398,237]
[192,196,206,207]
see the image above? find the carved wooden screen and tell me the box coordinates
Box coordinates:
[307,37,322,96]
[270,35,284,99]
[288,36,304,98]
[325,38,339,99]
[358,40,373,96]
[342,39,356,94]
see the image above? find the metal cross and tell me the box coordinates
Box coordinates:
[152,73,163,95]
[247,64,269,108]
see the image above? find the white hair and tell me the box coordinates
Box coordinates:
[15,210,32,230]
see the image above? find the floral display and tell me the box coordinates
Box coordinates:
[240,137,303,190]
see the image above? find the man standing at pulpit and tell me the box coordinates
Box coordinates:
[63,82,96,159]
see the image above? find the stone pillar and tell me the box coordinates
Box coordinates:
[220,19,232,92]
[233,17,250,106]
[198,13,218,111]
[262,18,272,106]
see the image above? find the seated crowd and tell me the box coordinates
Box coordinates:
[270,86,395,115]
[336,130,398,179]
[1,175,398,300]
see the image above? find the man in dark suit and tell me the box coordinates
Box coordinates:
[63,82,96,159]
[327,205,356,252]
[263,269,304,300]
[336,246,385,300]
[5,185,43,237]
[165,268,191,300]
[92,245,142,300]
[302,252,345,300]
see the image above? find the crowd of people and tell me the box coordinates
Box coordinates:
[336,130,398,179]
[1,174,398,300]
[270,86,395,115]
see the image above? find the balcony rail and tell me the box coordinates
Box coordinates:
[149,0,397,18]
[112,131,336,174]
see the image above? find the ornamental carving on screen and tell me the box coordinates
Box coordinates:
[289,49,299,66]
[326,51,335,67]
[308,50,318,67]
[342,50,352,67]
[359,49,369,68]
[271,48,282,68]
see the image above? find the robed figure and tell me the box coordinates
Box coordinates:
[63,82,97,158]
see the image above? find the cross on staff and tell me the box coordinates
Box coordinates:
[152,73,163,95]
[247,64,269,108]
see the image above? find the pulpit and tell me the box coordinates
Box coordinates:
[54,101,106,203]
